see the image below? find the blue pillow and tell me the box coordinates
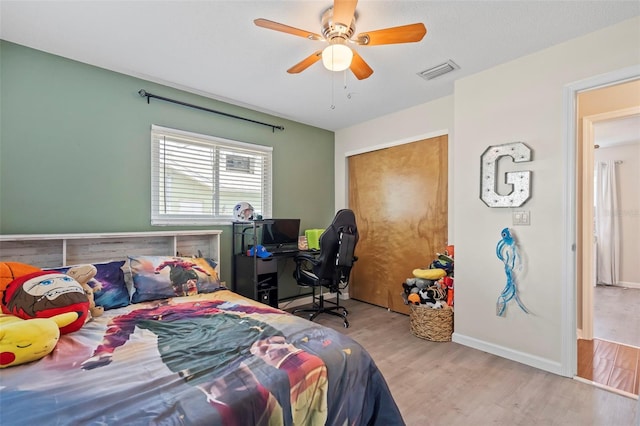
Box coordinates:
[46,260,130,310]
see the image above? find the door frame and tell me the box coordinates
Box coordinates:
[347,133,448,311]
[343,130,449,157]
[560,64,640,377]
[342,129,451,301]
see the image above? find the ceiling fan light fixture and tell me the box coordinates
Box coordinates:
[322,43,353,72]
[254,2,426,80]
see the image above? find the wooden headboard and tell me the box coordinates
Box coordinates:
[0,230,222,274]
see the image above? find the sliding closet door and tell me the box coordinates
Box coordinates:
[348,135,448,314]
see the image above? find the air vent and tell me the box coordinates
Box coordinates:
[418,60,459,81]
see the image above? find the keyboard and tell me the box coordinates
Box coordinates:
[268,246,299,255]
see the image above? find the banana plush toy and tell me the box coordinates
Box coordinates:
[0,312,78,368]
[411,268,447,280]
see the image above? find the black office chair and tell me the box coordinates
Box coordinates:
[292,209,358,328]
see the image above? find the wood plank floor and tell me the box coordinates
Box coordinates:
[288,299,639,426]
[579,285,640,396]
[578,338,640,396]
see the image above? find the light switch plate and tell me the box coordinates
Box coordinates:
[512,210,530,226]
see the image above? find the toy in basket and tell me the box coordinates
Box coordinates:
[402,247,454,341]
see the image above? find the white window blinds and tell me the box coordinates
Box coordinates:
[151,125,272,225]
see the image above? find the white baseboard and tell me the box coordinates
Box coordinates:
[616,281,640,290]
[452,332,563,376]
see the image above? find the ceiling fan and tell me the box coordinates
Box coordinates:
[254,0,427,80]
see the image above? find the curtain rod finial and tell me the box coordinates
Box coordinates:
[138,89,147,97]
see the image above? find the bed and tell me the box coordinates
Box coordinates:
[0,232,404,425]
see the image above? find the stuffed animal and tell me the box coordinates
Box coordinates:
[0,262,41,303]
[412,268,447,280]
[407,293,421,305]
[0,312,78,368]
[418,284,447,304]
[2,270,89,334]
[426,253,454,276]
[403,275,450,306]
[65,264,104,318]
[401,280,419,305]
[405,277,434,290]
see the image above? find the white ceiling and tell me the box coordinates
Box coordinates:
[2,1,639,131]
[594,115,640,148]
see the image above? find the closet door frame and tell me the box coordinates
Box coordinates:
[347,133,448,314]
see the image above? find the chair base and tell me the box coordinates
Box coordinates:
[292,290,349,328]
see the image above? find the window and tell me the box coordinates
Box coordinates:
[151,125,272,225]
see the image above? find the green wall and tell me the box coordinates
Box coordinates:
[0,41,335,297]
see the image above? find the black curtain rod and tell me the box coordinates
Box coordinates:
[138,89,284,132]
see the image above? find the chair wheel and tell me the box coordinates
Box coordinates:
[343,321,349,328]
[342,309,349,316]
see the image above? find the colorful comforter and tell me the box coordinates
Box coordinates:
[0,289,404,425]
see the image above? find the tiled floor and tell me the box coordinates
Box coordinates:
[577,338,640,396]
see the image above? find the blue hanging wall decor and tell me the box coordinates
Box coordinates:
[496,227,529,317]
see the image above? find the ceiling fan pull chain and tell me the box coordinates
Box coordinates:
[330,69,336,110]
[343,71,355,100]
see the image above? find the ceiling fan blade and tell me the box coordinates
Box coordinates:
[287,51,323,74]
[333,0,358,26]
[254,18,323,41]
[356,23,427,46]
[349,50,373,80]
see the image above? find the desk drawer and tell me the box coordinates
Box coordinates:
[255,257,277,274]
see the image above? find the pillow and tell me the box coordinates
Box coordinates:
[2,271,89,334]
[45,261,130,311]
[0,312,80,368]
[0,262,42,304]
[129,256,221,303]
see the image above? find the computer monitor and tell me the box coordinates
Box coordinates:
[262,219,300,248]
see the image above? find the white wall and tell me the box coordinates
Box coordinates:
[335,16,640,375]
[334,95,455,238]
[594,142,640,287]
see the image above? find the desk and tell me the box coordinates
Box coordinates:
[232,220,277,307]
[233,254,278,307]
[233,251,320,307]
[269,249,319,257]
[271,250,320,303]
[232,221,320,307]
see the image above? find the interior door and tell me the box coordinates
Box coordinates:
[348,135,448,314]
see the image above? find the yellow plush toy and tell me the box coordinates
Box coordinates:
[412,268,447,280]
[0,312,78,368]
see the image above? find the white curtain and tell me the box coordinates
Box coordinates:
[595,160,620,285]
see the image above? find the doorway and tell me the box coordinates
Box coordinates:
[575,80,640,395]
[592,120,640,348]
[576,83,640,342]
[560,65,639,377]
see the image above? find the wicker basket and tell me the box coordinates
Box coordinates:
[409,304,453,342]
